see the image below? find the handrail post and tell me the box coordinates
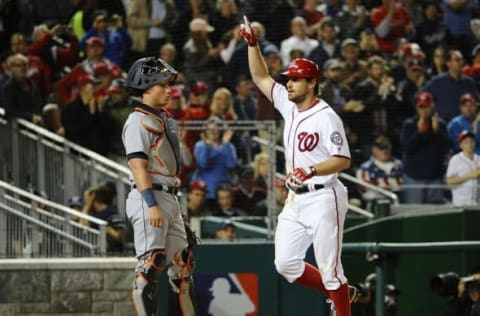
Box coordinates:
[375,260,385,316]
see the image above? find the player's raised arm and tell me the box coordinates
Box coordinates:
[239,17,275,102]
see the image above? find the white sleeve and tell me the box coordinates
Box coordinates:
[446,156,458,177]
[321,111,351,159]
[271,83,294,119]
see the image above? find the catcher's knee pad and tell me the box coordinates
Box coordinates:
[132,249,166,316]
[170,247,195,279]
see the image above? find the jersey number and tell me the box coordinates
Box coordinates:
[298,132,319,152]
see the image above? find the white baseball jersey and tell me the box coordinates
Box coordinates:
[446,152,480,206]
[272,83,351,184]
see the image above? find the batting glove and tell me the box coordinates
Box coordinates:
[291,166,317,184]
[239,23,257,47]
[285,172,302,191]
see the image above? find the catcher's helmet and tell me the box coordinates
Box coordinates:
[126,57,178,96]
[281,58,320,79]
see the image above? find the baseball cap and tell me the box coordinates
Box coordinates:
[402,42,425,60]
[341,38,358,48]
[385,284,401,295]
[85,36,105,47]
[416,91,434,107]
[67,195,83,208]
[217,219,235,231]
[189,18,214,32]
[189,81,208,95]
[189,179,207,192]
[281,58,320,79]
[76,74,98,88]
[107,78,126,93]
[323,59,342,71]
[460,93,477,104]
[373,135,391,149]
[458,130,475,143]
[170,86,183,98]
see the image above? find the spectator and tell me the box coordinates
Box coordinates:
[102,78,140,162]
[297,0,325,37]
[400,91,451,204]
[79,183,125,253]
[215,219,236,241]
[28,24,79,84]
[232,166,267,216]
[126,0,176,58]
[448,93,480,154]
[358,28,381,60]
[252,152,269,190]
[67,195,83,211]
[320,58,353,115]
[61,74,109,154]
[443,0,478,63]
[187,180,209,218]
[445,130,480,206]
[210,0,240,46]
[191,117,237,206]
[209,87,237,121]
[9,33,51,103]
[423,49,479,122]
[390,42,426,84]
[307,17,340,70]
[356,135,404,206]
[350,55,395,150]
[213,184,246,217]
[280,16,319,67]
[274,178,288,216]
[414,1,447,65]
[183,17,221,95]
[80,11,132,67]
[425,45,447,79]
[55,36,122,106]
[370,0,413,55]
[339,38,368,89]
[335,0,369,41]
[232,76,256,121]
[159,42,185,83]
[184,80,211,155]
[93,62,115,100]
[2,53,43,125]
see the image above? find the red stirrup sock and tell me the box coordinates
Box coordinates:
[326,283,351,316]
[294,262,328,297]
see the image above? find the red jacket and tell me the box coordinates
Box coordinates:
[371,5,411,53]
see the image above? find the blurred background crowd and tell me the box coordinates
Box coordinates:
[2,0,480,223]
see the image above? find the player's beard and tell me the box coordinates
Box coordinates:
[288,93,306,104]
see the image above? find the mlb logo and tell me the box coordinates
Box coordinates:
[194,273,259,316]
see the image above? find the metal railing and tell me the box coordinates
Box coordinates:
[0,180,107,258]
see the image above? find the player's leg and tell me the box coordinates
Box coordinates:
[127,191,168,316]
[274,203,326,293]
[310,184,351,316]
[166,213,197,316]
[132,249,167,316]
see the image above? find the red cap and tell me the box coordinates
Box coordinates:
[458,130,475,143]
[107,78,125,93]
[189,180,207,192]
[460,93,477,104]
[189,81,208,95]
[86,36,105,47]
[416,91,434,107]
[407,59,424,72]
[281,58,320,79]
[76,74,96,88]
[94,63,111,77]
[402,43,425,60]
[170,86,182,98]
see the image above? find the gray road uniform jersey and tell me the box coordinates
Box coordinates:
[122,104,187,260]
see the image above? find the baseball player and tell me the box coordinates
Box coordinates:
[239,18,356,315]
[122,57,197,316]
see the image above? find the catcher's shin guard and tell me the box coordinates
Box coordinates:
[167,247,197,316]
[132,249,166,316]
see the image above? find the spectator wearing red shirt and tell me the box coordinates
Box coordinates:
[371,0,414,54]
[55,36,122,105]
[184,81,211,155]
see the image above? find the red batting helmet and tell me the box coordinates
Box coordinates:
[281,58,320,79]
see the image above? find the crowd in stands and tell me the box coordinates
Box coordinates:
[2,0,480,220]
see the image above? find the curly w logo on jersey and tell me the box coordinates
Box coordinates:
[297,132,319,152]
[194,273,258,316]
